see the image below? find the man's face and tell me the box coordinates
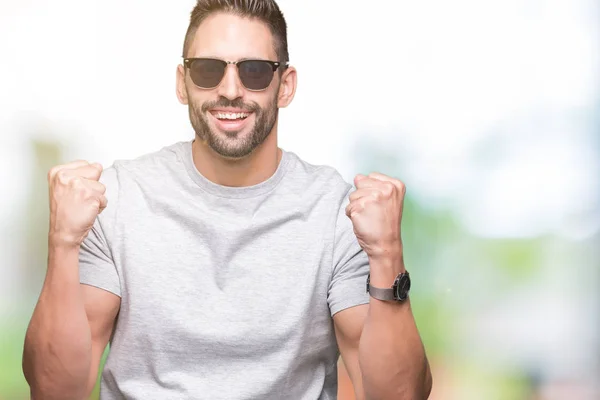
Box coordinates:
[180,13,282,159]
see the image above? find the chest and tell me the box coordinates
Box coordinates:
[111,197,336,353]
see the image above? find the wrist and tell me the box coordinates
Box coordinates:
[367,245,406,287]
[46,241,81,282]
[48,233,82,252]
[366,240,403,261]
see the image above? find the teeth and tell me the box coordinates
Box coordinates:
[216,112,249,120]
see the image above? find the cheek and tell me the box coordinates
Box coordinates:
[188,95,206,115]
[256,91,279,112]
[185,85,210,111]
[187,99,208,126]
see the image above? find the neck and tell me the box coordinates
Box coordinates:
[192,127,281,187]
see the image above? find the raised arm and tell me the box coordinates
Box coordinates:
[22,161,120,400]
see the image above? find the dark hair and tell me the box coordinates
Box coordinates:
[182,0,289,63]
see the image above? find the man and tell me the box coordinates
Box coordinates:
[23,1,432,399]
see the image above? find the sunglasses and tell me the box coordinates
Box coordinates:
[183,58,288,91]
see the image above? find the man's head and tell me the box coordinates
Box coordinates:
[176,0,297,159]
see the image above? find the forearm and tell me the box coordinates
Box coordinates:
[23,244,93,400]
[358,254,430,400]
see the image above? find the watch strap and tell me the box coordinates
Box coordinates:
[366,272,410,302]
[367,285,396,301]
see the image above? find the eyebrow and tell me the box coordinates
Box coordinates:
[237,57,272,62]
[189,56,275,62]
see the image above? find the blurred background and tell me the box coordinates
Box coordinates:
[1,0,598,399]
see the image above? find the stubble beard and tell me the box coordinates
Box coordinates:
[188,94,279,159]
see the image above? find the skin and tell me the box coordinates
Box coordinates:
[340,173,433,399]
[23,11,431,400]
[23,161,120,400]
[176,14,432,398]
[176,12,297,188]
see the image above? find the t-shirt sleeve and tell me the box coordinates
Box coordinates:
[79,166,121,297]
[328,186,370,316]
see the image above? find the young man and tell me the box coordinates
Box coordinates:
[23,1,432,399]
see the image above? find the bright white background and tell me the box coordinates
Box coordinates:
[1,0,597,236]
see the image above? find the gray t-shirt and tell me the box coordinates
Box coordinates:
[79,141,370,400]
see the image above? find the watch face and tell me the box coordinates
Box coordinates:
[395,274,411,300]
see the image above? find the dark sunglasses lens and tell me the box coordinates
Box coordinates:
[238,61,275,90]
[189,59,225,88]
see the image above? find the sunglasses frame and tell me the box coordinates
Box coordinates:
[183,58,289,91]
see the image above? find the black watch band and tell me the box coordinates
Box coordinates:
[366,272,411,302]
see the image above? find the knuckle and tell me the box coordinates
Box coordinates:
[47,166,59,181]
[393,177,405,189]
[69,176,85,190]
[82,188,94,199]
[84,188,101,202]
[56,170,71,185]
[398,182,406,194]
[380,182,394,197]
[49,164,70,181]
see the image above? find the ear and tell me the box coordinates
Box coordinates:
[176,64,189,105]
[277,66,297,108]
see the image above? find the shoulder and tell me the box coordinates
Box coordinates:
[285,153,358,236]
[284,150,353,203]
[96,141,187,217]
[99,141,187,188]
[112,141,185,178]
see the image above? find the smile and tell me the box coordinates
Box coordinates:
[214,112,250,120]
[209,110,254,131]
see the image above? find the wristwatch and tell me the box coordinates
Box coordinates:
[366,271,411,302]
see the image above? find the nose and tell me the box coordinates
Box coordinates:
[216,64,244,100]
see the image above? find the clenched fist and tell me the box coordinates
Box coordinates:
[47,161,107,248]
[345,172,406,259]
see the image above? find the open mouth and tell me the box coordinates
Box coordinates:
[209,110,253,131]
[213,112,250,121]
